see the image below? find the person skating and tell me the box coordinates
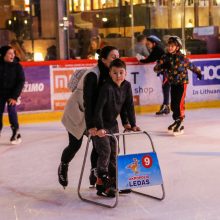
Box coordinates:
[58,46,130,188]
[93,59,140,197]
[154,36,202,135]
[139,35,170,115]
[0,46,25,144]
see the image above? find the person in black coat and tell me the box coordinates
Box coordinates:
[58,46,131,188]
[139,35,170,115]
[93,59,140,197]
[0,46,25,144]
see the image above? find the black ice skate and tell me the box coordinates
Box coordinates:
[10,128,22,145]
[96,174,116,198]
[110,177,131,194]
[89,168,97,186]
[167,120,178,133]
[173,120,184,136]
[156,105,170,115]
[58,162,69,189]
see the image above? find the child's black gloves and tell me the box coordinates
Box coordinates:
[197,74,202,80]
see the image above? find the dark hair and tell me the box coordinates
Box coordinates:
[168,36,182,49]
[109,58,126,70]
[96,46,118,60]
[0,45,13,59]
[137,34,146,42]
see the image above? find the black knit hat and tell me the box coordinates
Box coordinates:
[96,46,118,60]
[0,45,13,58]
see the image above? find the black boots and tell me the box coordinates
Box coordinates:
[10,127,21,145]
[168,119,184,135]
[168,120,178,132]
[58,162,69,189]
[96,174,116,197]
[173,120,184,136]
[156,104,170,115]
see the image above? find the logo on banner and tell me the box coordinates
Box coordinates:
[117,153,163,190]
[53,70,73,93]
[126,158,140,174]
[130,71,154,95]
[125,156,152,188]
[192,60,220,86]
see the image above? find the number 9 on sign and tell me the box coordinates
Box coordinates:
[142,155,153,168]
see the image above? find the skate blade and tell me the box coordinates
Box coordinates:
[97,191,115,198]
[155,114,170,117]
[11,138,22,145]
[119,189,131,194]
[167,129,173,134]
[173,130,184,136]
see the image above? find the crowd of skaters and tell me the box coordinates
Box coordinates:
[0,35,202,197]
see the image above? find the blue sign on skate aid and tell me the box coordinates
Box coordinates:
[117,152,163,190]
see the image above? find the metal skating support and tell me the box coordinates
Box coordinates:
[77,131,165,208]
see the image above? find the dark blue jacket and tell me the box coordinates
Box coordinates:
[0,60,25,99]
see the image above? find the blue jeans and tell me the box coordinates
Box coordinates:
[0,97,19,131]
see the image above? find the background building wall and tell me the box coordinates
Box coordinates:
[40,0,56,38]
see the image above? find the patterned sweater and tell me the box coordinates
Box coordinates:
[154,51,202,85]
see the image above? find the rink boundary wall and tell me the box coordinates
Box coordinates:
[2,54,220,125]
[3,100,220,125]
[20,54,220,67]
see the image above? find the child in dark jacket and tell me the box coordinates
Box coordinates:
[93,58,140,197]
[154,36,202,135]
[0,46,25,144]
[139,35,170,115]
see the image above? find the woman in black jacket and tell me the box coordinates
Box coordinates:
[0,46,25,144]
[139,35,170,115]
[58,46,131,188]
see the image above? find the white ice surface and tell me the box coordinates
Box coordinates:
[0,108,220,220]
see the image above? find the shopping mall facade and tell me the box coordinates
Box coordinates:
[0,0,220,61]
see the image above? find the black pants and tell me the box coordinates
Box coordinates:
[171,84,187,121]
[92,126,118,178]
[162,76,170,105]
[0,96,19,131]
[61,132,98,169]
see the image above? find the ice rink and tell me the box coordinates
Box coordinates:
[0,108,220,220]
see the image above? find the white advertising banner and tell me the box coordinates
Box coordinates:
[125,64,163,105]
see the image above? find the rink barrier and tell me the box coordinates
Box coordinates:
[2,54,220,125]
[77,131,165,208]
[2,100,220,126]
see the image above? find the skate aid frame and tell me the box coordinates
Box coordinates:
[77,131,165,208]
